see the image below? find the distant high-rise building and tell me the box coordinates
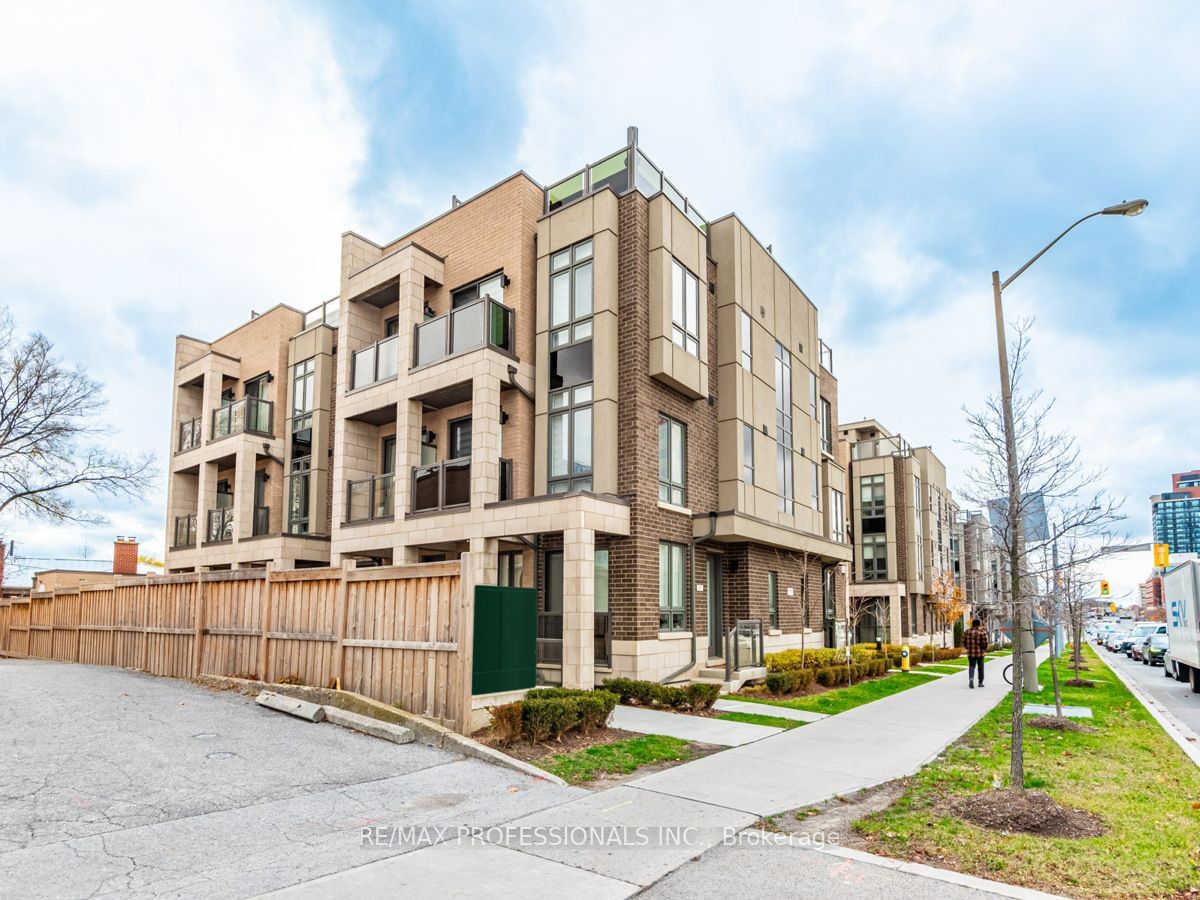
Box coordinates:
[1151,470,1200,554]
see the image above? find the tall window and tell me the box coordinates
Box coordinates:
[913,474,924,580]
[550,240,593,349]
[659,542,687,631]
[860,474,886,519]
[820,398,832,454]
[810,460,820,511]
[549,383,593,493]
[449,417,472,460]
[863,533,888,580]
[658,415,687,506]
[739,309,752,370]
[768,571,779,629]
[742,423,755,484]
[498,550,523,587]
[671,259,700,356]
[292,358,315,424]
[287,459,309,534]
[775,341,794,514]
[830,488,846,543]
[807,369,818,420]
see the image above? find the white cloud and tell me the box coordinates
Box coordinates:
[0,1,368,562]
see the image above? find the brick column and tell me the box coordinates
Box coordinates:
[470,373,501,506]
[468,537,498,586]
[561,526,595,689]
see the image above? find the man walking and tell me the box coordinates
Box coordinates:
[964,618,988,689]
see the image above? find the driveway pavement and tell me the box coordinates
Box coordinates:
[0,658,582,899]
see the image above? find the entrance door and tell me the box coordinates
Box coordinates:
[707,555,723,658]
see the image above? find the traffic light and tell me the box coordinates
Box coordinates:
[1100,579,1111,597]
[1154,543,1170,568]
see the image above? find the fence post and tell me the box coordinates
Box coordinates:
[456,551,477,735]
[192,571,206,677]
[140,578,152,671]
[259,565,274,682]
[333,559,353,690]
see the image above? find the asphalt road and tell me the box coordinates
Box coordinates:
[1095,641,1200,736]
[0,658,581,899]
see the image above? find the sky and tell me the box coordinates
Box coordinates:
[1,1,1196,601]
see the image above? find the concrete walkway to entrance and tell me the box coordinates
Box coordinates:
[610,704,782,745]
[712,697,827,722]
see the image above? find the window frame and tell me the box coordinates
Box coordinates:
[670,258,701,357]
[549,240,594,350]
[768,571,779,629]
[860,474,886,519]
[448,416,473,461]
[830,488,846,543]
[862,532,888,581]
[742,423,755,484]
[658,415,687,507]
[820,397,832,454]
[451,270,505,309]
[548,382,594,494]
[659,541,687,632]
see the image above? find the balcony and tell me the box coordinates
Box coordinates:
[351,335,398,390]
[413,298,513,369]
[253,506,270,537]
[346,473,394,523]
[211,397,273,441]
[852,434,911,460]
[411,458,470,514]
[177,417,201,452]
[206,508,233,543]
[820,339,834,374]
[173,514,197,548]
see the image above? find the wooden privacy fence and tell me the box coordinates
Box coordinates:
[0,561,475,732]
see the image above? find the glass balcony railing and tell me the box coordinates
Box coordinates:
[177,417,201,452]
[346,473,394,523]
[411,457,471,513]
[351,335,399,389]
[173,514,197,548]
[413,298,513,369]
[206,508,234,542]
[820,339,834,374]
[211,397,273,440]
[852,434,911,460]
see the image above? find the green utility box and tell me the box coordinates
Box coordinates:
[472,585,536,694]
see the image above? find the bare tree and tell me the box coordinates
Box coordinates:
[960,321,1122,792]
[0,309,154,525]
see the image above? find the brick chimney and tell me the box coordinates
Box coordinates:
[113,536,139,576]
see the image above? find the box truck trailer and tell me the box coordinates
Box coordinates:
[1163,559,1200,691]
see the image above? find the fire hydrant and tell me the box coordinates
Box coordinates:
[900,645,910,671]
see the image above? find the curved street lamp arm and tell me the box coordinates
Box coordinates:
[1000,210,1104,291]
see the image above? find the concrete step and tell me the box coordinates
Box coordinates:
[694,666,768,694]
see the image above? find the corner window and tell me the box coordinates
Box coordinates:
[548,383,593,493]
[658,415,687,506]
[768,571,779,629]
[742,423,755,484]
[671,258,700,356]
[739,309,752,370]
[659,542,687,631]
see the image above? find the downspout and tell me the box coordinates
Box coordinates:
[661,511,717,684]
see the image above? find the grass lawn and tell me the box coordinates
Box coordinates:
[916,664,964,675]
[738,671,940,716]
[534,734,694,784]
[854,644,1200,898]
[715,711,806,730]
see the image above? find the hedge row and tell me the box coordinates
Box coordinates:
[765,658,889,694]
[853,643,964,663]
[765,647,876,673]
[488,688,619,745]
[600,677,721,712]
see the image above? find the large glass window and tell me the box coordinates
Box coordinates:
[671,258,700,356]
[860,474,886,519]
[862,533,888,581]
[914,474,924,580]
[550,240,594,350]
[830,488,846,543]
[768,571,779,629]
[498,550,524,587]
[658,415,687,506]
[449,417,472,460]
[820,398,832,454]
[739,309,752,370]
[659,542,687,631]
[549,383,593,493]
[742,423,755,484]
[775,341,794,514]
[811,460,821,511]
[287,457,310,534]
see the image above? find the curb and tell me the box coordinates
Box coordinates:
[1092,650,1200,768]
[193,675,568,786]
[809,841,1065,899]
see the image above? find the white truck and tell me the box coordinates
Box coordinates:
[1163,560,1200,691]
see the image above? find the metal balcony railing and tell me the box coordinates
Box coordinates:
[411,457,471,513]
[413,298,513,369]
[252,506,270,536]
[211,397,273,440]
[177,417,201,452]
[346,473,394,523]
[724,619,765,680]
[206,508,234,542]
[819,339,834,374]
[350,335,399,389]
[173,514,197,548]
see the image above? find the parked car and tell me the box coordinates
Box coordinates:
[1126,623,1165,659]
[1106,632,1129,652]
[1145,633,1169,667]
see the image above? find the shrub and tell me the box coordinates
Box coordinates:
[488,701,523,746]
[520,688,618,742]
[683,682,721,711]
[769,647,874,673]
[953,619,964,648]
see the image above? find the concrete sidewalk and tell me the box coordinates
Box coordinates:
[610,704,783,745]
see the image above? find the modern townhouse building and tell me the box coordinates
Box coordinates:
[838,419,959,644]
[956,508,1006,623]
[164,128,851,690]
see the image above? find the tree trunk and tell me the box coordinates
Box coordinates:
[1050,629,1064,718]
[1009,553,1026,792]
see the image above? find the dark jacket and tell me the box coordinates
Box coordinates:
[963,627,989,658]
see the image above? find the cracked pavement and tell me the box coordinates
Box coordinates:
[0,658,584,898]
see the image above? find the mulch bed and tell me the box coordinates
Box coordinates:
[1026,715,1097,734]
[473,726,644,762]
[951,789,1107,838]
[1064,678,1096,688]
